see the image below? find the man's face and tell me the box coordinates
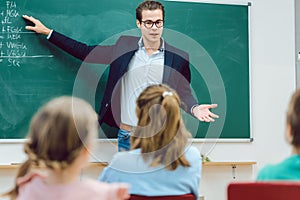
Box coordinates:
[136,9,164,45]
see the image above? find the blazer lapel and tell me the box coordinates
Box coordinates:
[116,36,139,78]
[163,50,174,83]
[118,50,136,78]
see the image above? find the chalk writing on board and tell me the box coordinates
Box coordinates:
[0,1,53,67]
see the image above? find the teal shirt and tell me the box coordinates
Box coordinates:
[257,155,300,180]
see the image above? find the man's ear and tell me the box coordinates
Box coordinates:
[286,123,293,143]
[79,145,90,157]
[136,19,141,28]
[83,147,89,155]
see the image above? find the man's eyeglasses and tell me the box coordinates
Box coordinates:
[141,20,164,29]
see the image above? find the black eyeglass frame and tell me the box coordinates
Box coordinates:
[141,19,164,29]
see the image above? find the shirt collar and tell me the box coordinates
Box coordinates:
[138,37,165,52]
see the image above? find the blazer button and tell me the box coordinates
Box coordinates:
[105,103,108,107]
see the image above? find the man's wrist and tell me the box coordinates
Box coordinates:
[190,104,199,116]
[46,29,53,39]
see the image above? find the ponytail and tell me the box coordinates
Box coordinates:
[161,94,181,139]
[132,84,192,170]
[1,159,32,200]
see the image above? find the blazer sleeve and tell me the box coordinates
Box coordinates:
[177,54,198,113]
[48,30,114,64]
[164,44,198,114]
[168,51,197,114]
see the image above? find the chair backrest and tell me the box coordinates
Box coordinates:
[227,182,300,200]
[129,194,195,200]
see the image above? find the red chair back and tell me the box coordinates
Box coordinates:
[228,182,300,200]
[129,194,195,200]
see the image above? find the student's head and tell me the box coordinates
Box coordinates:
[4,96,98,199]
[286,88,300,148]
[131,84,191,170]
[25,96,98,170]
[136,1,164,45]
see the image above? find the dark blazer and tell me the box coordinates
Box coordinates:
[49,31,197,128]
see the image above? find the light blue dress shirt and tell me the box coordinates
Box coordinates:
[120,37,164,126]
[99,146,201,199]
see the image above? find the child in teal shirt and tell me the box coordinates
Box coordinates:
[257,88,300,181]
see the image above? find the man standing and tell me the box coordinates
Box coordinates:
[23,0,218,151]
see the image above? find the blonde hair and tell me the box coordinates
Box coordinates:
[131,84,191,170]
[3,96,98,199]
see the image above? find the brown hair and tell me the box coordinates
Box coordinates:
[2,96,98,199]
[136,0,165,22]
[131,84,191,170]
[286,88,300,147]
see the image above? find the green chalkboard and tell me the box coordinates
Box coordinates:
[0,0,250,139]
